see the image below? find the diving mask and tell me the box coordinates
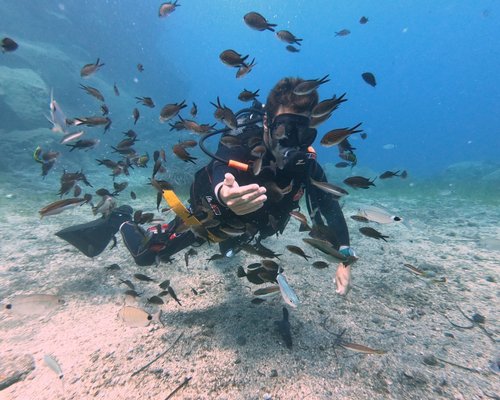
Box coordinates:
[268,114,317,170]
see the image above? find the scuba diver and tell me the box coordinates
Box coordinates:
[57,77,356,295]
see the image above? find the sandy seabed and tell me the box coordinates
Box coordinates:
[0,191,499,400]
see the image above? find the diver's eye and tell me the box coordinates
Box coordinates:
[273,124,286,139]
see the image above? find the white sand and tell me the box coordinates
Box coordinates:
[0,192,499,400]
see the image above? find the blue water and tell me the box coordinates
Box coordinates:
[1,0,499,185]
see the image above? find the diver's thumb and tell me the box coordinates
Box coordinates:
[223,173,238,188]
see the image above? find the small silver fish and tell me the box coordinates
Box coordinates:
[118,306,159,327]
[253,286,281,299]
[339,341,386,354]
[43,355,63,379]
[276,270,299,308]
[5,294,65,316]
[47,89,69,133]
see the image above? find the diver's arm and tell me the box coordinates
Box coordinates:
[311,163,350,247]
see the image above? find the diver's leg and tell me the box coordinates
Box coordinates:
[120,216,204,266]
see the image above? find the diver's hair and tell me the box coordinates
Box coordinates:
[265,77,319,122]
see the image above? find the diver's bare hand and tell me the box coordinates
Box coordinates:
[219,173,267,215]
[335,263,351,296]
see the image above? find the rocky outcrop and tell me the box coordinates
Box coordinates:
[0,354,35,390]
[0,66,48,131]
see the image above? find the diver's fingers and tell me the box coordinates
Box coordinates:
[224,183,263,201]
[226,190,267,211]
[232,198,266,215]
[223,173,237,187]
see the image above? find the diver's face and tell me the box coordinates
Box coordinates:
[264,107,317,169]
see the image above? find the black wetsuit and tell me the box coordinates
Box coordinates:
[149,124,350,263]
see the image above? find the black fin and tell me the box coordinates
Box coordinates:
[55,205,132,257]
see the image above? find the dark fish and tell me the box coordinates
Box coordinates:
[134,273,156,282]
[207,254,224,262]
[361,72,377,87]
[261,259,279,272]
[220,135,242,149]
[289,211,311,231]
[251,298,266,305]
[190,102,197,118]
[335,162,350,168]
[137,63,144,72]
[136,96,155,108]
[123,129,137,138]
[293,75,330,95]
[133,108,140,125]
[312,261,329,269]
[219,49,249,67]
[276,30,303,46]
[320,123,363,147]
[310,112,332,128]
[80,58,104,78]
[238,88,260,102]
[311,93,347,118]
[335,29,351,37]
[159,279,171,290]
[379,170,401,179]
[124,289,141,298]
[105,263,121,271]
[286,45,300,53]
[286,245,311,261]
[113,181,128,195]
[237,265,266,285]
[184,248,197,267]
[243,12,277,32]
[73,184,82,197]
[66,139,100,152]
[130,191,137,200]
[159,100,186,122]
[41,160,55,177]
[343,176,376,189]
[159,1,180,17]
[147,296,164,305]
[360,132,368,139]
[167,286,182,305]
[359,16,369,24]
[119,279,135,290]
[113,82,120,96]
[302,238,349,264]
[1,37,18,52]
[359,227,389,242]
[210,97,238,129]
[350,215,370,223]
[178,117,216,134]
[400,170,408,179]
[275,307,292,348]
[236,56,256,78]
[100,104,109,116]
[73,116,110,127]
[172,144,197,164]
[79,84,105,102]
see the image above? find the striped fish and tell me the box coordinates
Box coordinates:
[339,341,386,354]
[276,270,299,308]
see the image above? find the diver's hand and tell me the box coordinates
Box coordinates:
[335,263,351,296]
[218,173,267,215]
